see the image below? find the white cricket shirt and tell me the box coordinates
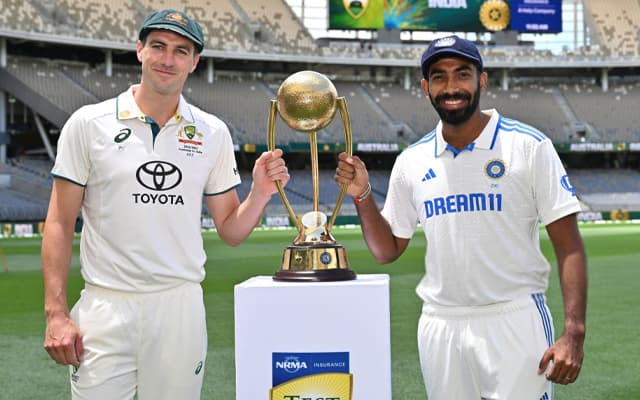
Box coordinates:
[52,85,240,292]
[381,110,581,306]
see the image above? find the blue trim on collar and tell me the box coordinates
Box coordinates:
[445,142,475,158]
[490,115,502,149]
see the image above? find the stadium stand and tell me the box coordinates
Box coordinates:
[363,81,439,138]
[61,62,140,101]
[56,0,137,41]
[332,81,397,143]
[5,58,99,114]
[584,0,640,56]
[482,83,573,142]
[0,188,48,221]
[184,74,271,144]
[560,81,640,142]
[0,161,50,221]
[1,0,640,222]
[570,168,640,211]
[235,0,317,55]
[1,56,411,145]
[0,0,50,34]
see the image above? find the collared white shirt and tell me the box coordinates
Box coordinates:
[381,109,581,306]
[52,85,240,292]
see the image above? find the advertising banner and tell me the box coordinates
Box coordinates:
[329,0,562,33]
[509,0,562,33]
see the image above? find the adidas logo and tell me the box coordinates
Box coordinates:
[422,168,436,182]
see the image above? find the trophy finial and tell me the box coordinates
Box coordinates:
[276,71,338,132]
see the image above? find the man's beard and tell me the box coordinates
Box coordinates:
[429,82,481,125]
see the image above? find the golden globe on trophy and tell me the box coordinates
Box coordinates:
[268,70,356,282]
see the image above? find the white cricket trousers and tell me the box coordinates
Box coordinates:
[417,293,555,400]
[69,281,207,400]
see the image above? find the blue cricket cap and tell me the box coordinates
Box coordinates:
[420,35,483,77]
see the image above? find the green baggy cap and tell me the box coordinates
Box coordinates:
[139,9,204,53]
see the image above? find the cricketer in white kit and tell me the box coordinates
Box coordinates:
[42,8,289,400]
[334,35,587,400]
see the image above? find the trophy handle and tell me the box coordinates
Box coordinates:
[268,100,303,232]
[326,97,352,233]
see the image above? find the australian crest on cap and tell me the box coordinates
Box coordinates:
[435,36,456,48]
[165,12,188,27]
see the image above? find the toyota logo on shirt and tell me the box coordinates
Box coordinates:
[136,161,182,191]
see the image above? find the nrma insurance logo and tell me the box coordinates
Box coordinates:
[271,352,353,400]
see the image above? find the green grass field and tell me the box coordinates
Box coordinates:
[1,223,639,399]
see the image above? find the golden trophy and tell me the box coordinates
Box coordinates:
[268,70,356,282]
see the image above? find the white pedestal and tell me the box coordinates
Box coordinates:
[234,274,391,399]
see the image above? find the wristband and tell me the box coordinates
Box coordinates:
[353,183,372,204]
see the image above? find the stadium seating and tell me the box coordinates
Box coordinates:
[0,160,50,221]
[363,81,438,138]
[2,0,640,221]
[331,81,397,143]
[61,63,139,101]
[0,0,50,35]
[2,0,640,60]
[4,58,99,116]
[234,0,317,55]
[560,81,640,142]
[570,168,640,211]
[0,188,48,221]
[57,0,137,41]
[18,54,638,144]
[482,83,572,142]
[584,0,640,56]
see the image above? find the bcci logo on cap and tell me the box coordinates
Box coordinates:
[434,36,456,48]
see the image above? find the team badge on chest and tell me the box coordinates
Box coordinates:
[177,125,204,156]
[485,159,506,179]
[184,125,196,139]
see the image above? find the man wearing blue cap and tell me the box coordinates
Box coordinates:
[42,8,289,399]
[335,35,587,399]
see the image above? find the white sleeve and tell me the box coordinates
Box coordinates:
[532,139,582,225]
[204,120,241,195]
[51,107,92,186]
[380,156,418,239]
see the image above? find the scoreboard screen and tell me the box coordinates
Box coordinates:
[510,0,562,33]
[328,0,562,33]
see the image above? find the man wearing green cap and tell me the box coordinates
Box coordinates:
[41,9,289,399]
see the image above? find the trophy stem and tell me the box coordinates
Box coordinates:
[327,97,353,232]
[268,100,302,232]
[310,131,320,213]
